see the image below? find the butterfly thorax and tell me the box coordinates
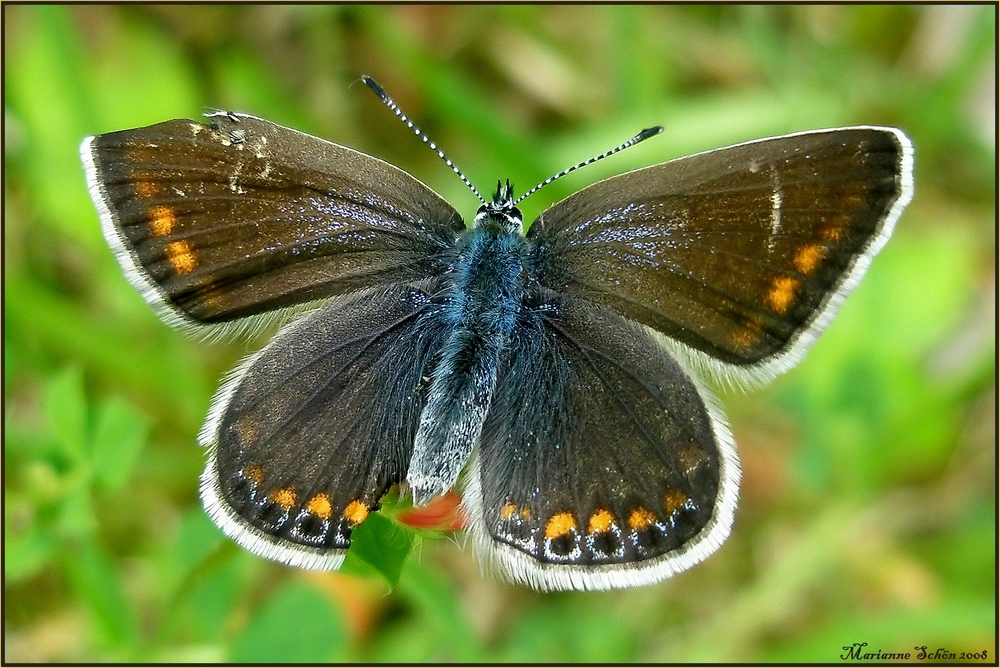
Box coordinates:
[407,198,533,506]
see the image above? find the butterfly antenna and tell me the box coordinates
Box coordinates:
[362,75,487,205]
[513,126,663,206]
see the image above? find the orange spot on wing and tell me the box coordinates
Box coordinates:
[794,244,823,274]
[149,205,176,236]
[731,314,764,351]
[587,509,615,534]
[343,500,369,526]
[500,503,518,520]
[663,490,689,516]
[768,276,798,314]
[306,493,333,519]
[235,415,259,446]
[822,216,847,242]
[627,507,657,531]
[545,512,577,539]
[136,181,157,199]
[270,487,297,509]
[243,465,264,484]
[166,240,197,274]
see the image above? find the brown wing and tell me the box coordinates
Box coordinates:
[528,127,912,380]
[82,112,465,332]
[466,295,738,590]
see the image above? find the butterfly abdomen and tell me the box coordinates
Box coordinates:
[407,225,532,504]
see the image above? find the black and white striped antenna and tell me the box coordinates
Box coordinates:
[513,126,663,206]
[362,75,662,208]
[362,75,487,205]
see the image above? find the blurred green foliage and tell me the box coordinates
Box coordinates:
[4,4,995,662]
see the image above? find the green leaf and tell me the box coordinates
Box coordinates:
[156,510,241,646]
[43,367,88,461]
[171,509,229,578]
[186,559,243,643]
[61,536,139,651]
[230,580,345,663]
[5,6,98,246]
[90,396,149,491]
[55,481,98,540]
[391,559,485,662]
[341,512,415,590]
[4,522,57,582]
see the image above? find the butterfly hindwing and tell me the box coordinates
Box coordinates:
[82,113,465,333]
[466,295,739,590]
[528,127,913,381]
[200,283,449,569]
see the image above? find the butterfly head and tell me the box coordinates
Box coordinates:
[474,179,523,233]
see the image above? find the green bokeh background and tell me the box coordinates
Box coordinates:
[4,4,995,663]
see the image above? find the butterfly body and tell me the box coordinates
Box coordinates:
[409,195,533,505]
[82,98,912,590]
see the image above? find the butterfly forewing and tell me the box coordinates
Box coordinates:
[200,283,450,569]
[467,296,738,590]
[529,127,912,381]
[83,114,465,332]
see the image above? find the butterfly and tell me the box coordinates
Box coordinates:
[81,76,913,591]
